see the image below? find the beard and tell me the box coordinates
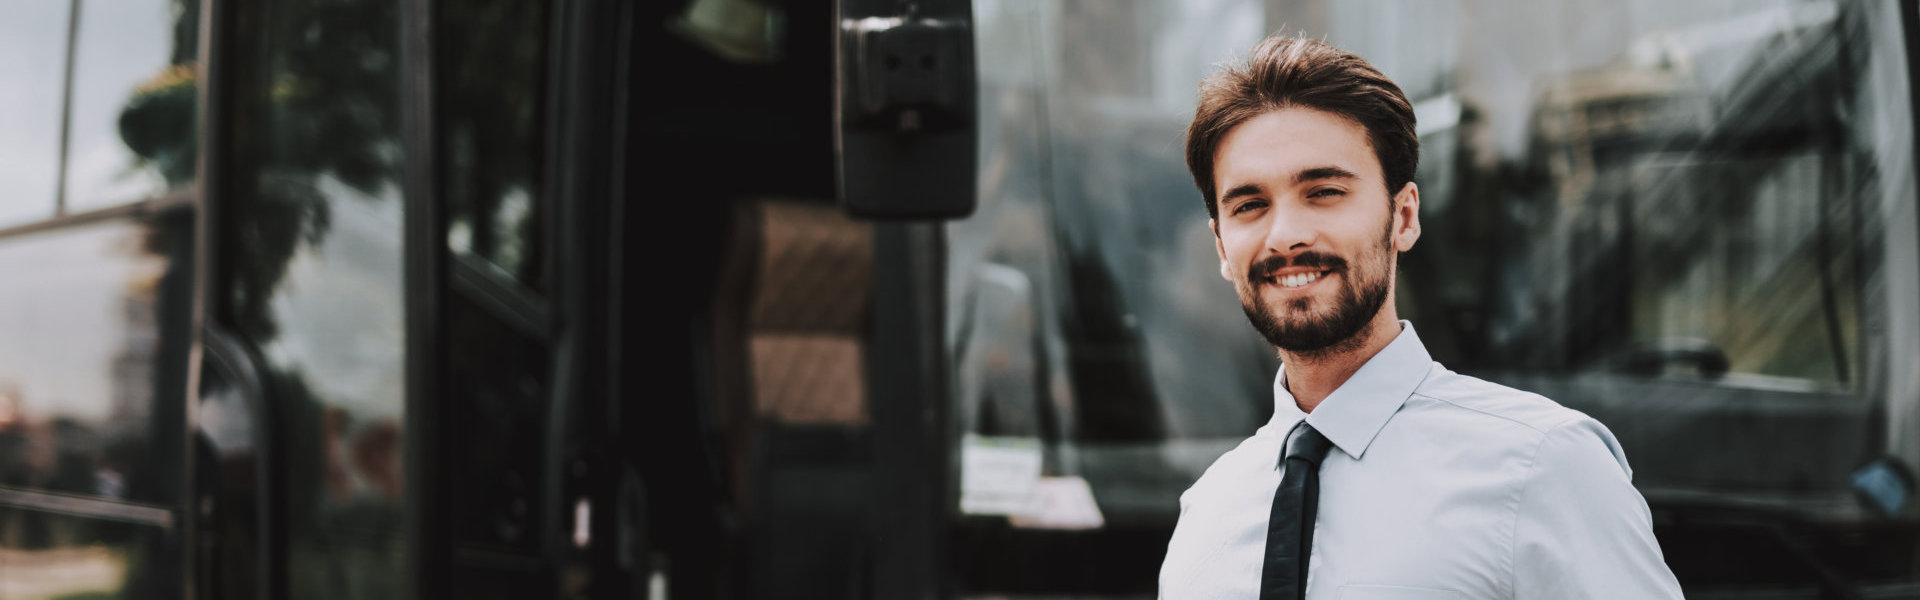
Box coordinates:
[1237,222,1395,356]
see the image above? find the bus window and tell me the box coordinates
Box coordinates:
[445,290,553,595]
[443,1,550,294]
[951,2,1275,592]
[0,2,76,226]
[952,0,1920,596]
[0,508,175,598]
[437,3,558,595]
[0,220,185,505]
[224,0,407,597]
[65,0,199,211]
[0,212,191,600]
[0,1,196,595]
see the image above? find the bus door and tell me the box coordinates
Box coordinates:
[200,0,642,598]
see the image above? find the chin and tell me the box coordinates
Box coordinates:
[1278,298,1326,320]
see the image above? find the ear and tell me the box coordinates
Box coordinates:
[1391,182,1421,252]
[1211,218,1233,282]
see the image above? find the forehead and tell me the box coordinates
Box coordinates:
[1213,107,1380,190]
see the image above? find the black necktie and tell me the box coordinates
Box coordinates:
[1261,420,1335,600]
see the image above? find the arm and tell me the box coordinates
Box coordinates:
[1512,417,1683,599]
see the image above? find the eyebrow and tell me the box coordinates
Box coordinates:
[1219,183,1265,203]
[1294,166,1359,185]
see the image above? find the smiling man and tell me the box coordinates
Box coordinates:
[1157,37,1683,599]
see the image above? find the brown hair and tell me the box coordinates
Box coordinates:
[1186,37,1418,219]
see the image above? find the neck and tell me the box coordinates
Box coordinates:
[1279,308,1403,413]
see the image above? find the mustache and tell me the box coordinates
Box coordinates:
[1247,251,1348,283]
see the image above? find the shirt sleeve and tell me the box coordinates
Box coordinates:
[1512,417,1683,599]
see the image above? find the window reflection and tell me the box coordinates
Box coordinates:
[955,0,1918,595]
[437,4,557,594]
[0,0,199,227]
[226,0,407,597]
[0,510,175,599]
[1401,0,1870,386]
[951,1,1274,592]
[0,2,73,226]
[0,219,186,505]
[69,0,199,209]
[444,1,550,293]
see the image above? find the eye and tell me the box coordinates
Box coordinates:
[1307,187,1346,199]
[1231,199,1267,215]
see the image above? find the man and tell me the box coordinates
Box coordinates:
[1157,36,1683,599]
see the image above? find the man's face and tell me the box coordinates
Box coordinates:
[1210,107,1419,354]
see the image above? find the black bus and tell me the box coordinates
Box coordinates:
[1,0,1918,599]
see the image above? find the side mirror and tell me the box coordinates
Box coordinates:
[834,0,977,219]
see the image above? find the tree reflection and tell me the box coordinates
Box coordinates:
[443,1,547,286]
[214,0,409,597]
[224,0,400,344]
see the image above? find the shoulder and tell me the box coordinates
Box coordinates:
[1402,365,1632,476]
[1411,365,1584,432]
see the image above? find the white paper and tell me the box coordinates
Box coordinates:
[1010,476,1106,530]
[959,434,1044,516]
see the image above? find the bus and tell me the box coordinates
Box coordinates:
[0,0,1917,599]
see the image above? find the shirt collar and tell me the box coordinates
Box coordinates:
[1270,320,1434,460]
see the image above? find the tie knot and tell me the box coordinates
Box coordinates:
[1284,421,1334,465]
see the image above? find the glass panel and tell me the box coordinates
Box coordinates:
[954,0,1917,595]
[1342,0,1870,387]
[1361,1,1910,589]
[66,0,200,210]
[446,292,550,556]
[952,1,1272,593]
[0,509,178,600]
[226,0,406,597]
[0,2,72,226]
[0,217,191,506]
[443,1,550,293]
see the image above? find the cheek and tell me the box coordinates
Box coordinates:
[1219,229,1263,264]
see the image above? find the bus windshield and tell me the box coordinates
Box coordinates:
[948,0,1920,596]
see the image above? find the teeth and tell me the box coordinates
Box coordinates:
[1279,272,1323,288]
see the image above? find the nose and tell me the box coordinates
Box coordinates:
[1261,201,1317,256]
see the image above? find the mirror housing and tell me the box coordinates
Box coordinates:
[834,0,977,219]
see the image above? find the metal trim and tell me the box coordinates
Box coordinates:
[869,222,953,600]
[450,252,553,341]
[543,0,626,592]
[199,322,283,600]
[0,188,194,241]
[54,0,82,216]
[400,0,448,596]
[0,486,175,529]
[186,0,228,596]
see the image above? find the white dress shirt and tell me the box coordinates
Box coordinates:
[1159,322,1683,599]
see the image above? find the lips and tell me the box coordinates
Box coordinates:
[1248,251,1348,293]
